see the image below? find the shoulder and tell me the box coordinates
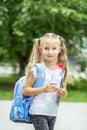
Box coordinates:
[31,63,45,78]
[34,63,45,73]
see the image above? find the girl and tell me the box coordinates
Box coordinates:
[23,33,69,130]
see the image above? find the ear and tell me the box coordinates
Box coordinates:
[38,47,42,53]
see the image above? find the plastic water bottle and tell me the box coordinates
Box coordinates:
[45,91,57,102]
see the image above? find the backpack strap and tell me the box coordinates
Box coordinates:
[33,63,45,88]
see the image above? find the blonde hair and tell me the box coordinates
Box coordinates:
[26,33,68,77]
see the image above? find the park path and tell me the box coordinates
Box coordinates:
[0,101,87,130]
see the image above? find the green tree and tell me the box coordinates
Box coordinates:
[0,2,9,62]
[0,0,87,75]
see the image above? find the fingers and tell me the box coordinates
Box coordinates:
[47,84,57,91]
[43,83,57,92]
[43,84,68,98]
[57,88,67,98]
[49,82,57,85]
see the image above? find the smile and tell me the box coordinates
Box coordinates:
[47,56,54,57]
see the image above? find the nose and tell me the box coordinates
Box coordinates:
[49,49,53,54]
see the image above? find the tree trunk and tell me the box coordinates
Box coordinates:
[16,52,28,76]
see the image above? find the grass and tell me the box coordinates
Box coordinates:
[0,87,13,100]
[0,75,18,84]
[0,76,87,102]
[61,79,87,102]
[0,75,18,100]
[61,89,87,102]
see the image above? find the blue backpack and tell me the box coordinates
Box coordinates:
[9,63,45,123]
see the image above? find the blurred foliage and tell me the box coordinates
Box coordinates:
[0,76,87,101]
[0,75,18,84]
[61,78,87,102]
[68,78,87,90]
[77,60,87,71]
[0,0,87,75]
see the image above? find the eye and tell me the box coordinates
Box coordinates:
[44,47,49,50]
[52,47,57,50]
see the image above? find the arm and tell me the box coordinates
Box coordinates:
[23,72,57,96]
[23,72,45,96]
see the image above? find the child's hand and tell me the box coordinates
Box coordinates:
[56,88,68,98]
[43,83,57,92]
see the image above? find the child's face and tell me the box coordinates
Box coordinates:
[39,38,61,63]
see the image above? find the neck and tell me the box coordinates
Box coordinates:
[43,61,57,70]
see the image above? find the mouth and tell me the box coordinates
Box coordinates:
[47,55,54,59]
[47,55,53,57]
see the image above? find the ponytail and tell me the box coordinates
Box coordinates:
[58,36,68,74]
[26,38,41,77]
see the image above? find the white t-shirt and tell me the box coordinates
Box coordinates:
[29,63,64,116]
